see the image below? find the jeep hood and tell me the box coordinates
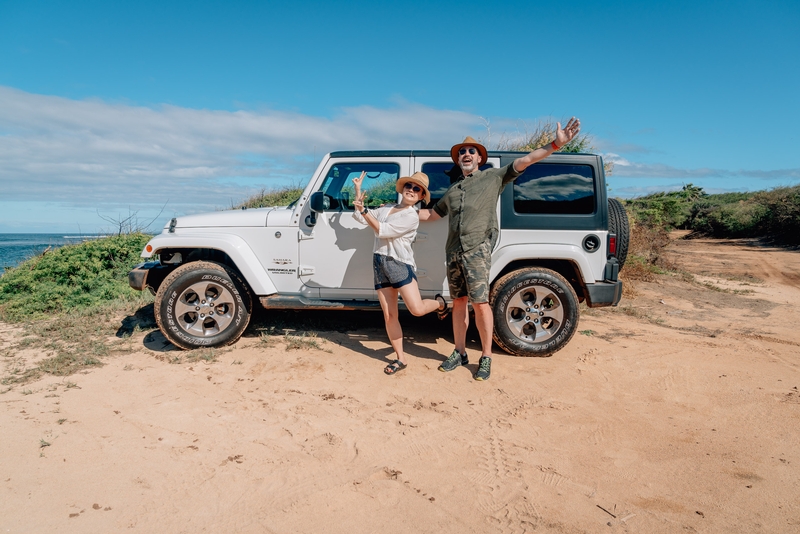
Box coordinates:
[166,208,275,229]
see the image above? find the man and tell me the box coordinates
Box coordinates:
[419,118,581,381]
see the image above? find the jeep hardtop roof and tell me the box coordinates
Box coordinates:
[329,150,598,158]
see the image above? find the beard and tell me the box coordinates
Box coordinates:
[460,160,479,175]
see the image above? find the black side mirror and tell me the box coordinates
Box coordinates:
[306,192,331,227]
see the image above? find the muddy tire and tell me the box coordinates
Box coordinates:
[154,261,252,350]
[491,268,579,357]
[608,198,630,270]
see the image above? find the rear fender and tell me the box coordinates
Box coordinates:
[491,244,595,284]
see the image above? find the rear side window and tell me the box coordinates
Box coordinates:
[513,163,595,214]
[420,162,493,208]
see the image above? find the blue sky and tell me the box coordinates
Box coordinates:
[1,0,798,233]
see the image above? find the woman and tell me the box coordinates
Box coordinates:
[353,171,448,375]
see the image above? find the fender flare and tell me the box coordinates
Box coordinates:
[141,233,278,296]
[490,243,594,284]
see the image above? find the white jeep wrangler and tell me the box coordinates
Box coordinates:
[129,149,628,356]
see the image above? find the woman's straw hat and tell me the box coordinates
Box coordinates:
[395,172,430,204]
[450,136,488,165]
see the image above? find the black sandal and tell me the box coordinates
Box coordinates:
[435,294,450,320]
[384,360,407,375]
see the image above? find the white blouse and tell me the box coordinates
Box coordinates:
[353,204,419,268]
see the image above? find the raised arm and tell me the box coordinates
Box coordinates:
[352,172,382,233]
[512,117,581,173]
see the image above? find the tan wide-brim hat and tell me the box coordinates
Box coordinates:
[396,171,431,204]
[450,136,488,165]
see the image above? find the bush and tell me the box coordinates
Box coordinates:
[686,185,800,245]
[0,233,152,322]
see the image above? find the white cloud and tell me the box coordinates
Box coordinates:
[603,153,723,178]
[0,86,479,211]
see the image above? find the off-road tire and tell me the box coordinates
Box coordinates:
[608,198,630,270]
[490,268,579,357]
[154,261,253,350]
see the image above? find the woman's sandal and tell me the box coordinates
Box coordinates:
[435,294,450,320]
[384,360,407,375]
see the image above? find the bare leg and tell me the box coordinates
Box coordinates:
[377,287,405,364]
[472,301,494,357]
[452,296,470,354]
[397,279,443,316]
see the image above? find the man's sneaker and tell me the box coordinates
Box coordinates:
[438,349,468,372]
[473,356,492,381]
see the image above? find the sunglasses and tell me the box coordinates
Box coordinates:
[403,183,423,193]
[458,147,478,155]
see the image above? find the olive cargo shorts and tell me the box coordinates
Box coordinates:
[446,240,493,303]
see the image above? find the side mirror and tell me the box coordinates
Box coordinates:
[306,192,330,227]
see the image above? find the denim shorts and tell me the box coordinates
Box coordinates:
[373,254,417,289]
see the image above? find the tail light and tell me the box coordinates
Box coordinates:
[608,234,617,256]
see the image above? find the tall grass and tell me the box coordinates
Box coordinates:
[235,187,304,209]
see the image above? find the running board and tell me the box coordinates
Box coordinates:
[259,295,383,311]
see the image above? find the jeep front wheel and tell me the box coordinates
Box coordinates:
[154,261,253,350]
[491,268,579,357]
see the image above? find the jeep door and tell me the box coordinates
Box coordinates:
[298,158,410,299]
[412,156,499,299]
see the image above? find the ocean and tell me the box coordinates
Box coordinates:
[0,234,106,276]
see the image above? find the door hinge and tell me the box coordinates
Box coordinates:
[298,266,315,276]
[298,230,314,241]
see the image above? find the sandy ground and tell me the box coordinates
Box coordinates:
[1,235,799,533]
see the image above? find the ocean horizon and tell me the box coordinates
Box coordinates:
[0,233,108,275]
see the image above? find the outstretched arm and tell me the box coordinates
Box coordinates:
[418,208,442,222]
[512,117,581,173]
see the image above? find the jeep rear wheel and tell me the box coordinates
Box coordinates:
[491,268,579,357]
[154,261,253,350]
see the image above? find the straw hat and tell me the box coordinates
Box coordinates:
[450,136,488,164]
[395,172,430,204]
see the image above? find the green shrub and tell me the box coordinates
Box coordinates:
[0,233,152,322]
[627,184,706,229]
[685,185,800,245]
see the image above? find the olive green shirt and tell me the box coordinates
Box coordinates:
[431,163,521,254]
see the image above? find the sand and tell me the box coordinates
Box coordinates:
[1,236,799,533]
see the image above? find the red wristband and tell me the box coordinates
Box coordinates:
[550,141,560,151]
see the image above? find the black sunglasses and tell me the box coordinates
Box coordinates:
[403,183,422,193]
[458,148,478,155]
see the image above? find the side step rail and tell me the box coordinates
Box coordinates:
[259,295,383,311]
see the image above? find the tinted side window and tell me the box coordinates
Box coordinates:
[513,164,595,215]
[317,163,400,211]
[420,162,493,208]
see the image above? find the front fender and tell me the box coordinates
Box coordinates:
[141,233,277,296]
[490,243,595,284]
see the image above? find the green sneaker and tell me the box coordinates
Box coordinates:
[438,349,468,372]
[473,356,491,381]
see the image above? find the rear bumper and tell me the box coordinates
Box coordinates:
[128,261,174,295]
[584,280,623,307]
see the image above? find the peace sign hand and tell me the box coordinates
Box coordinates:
[352,171,366,196]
